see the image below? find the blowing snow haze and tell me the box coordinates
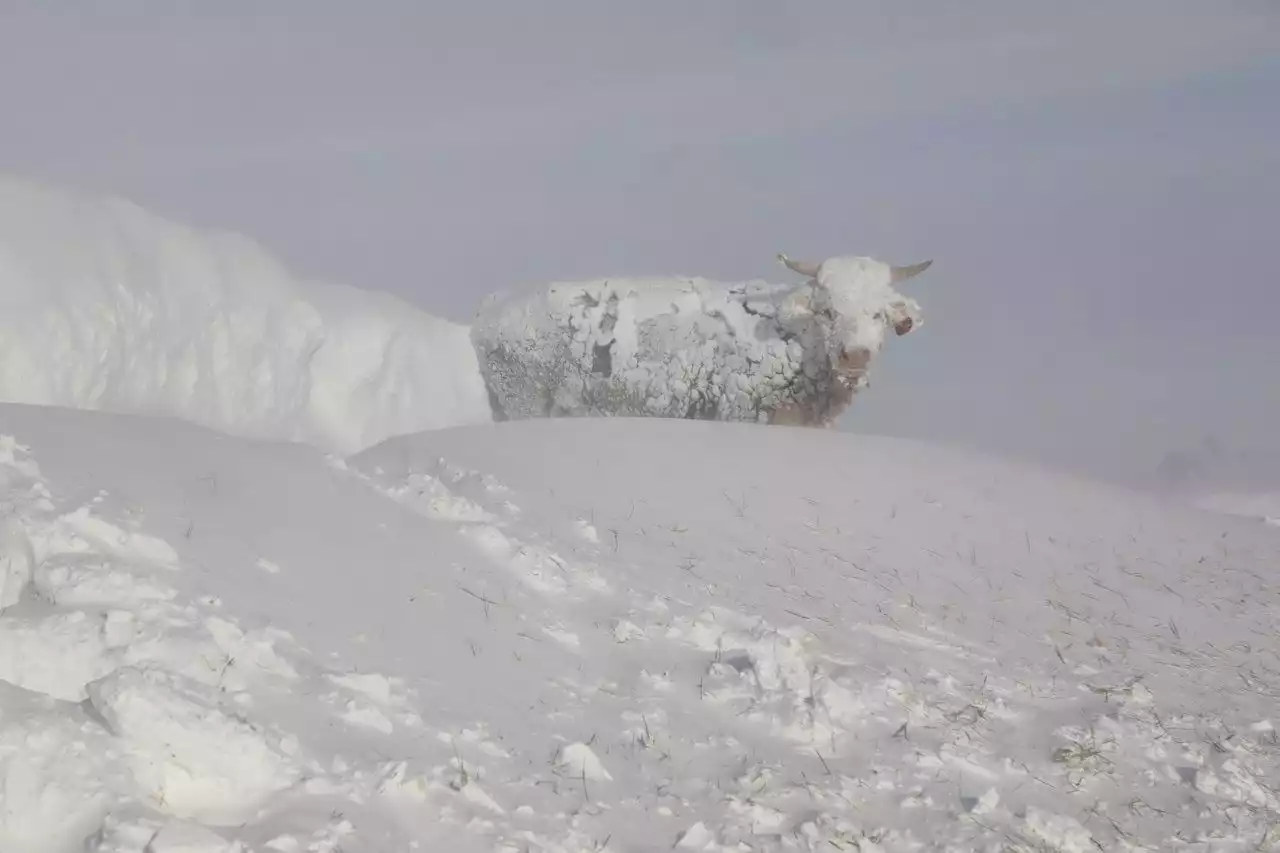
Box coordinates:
[1,1,1277,484]
[2,6,1280,852]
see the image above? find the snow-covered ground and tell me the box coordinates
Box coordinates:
[2,404,1278,853]
[0,174,492,454]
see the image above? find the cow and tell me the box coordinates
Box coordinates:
[470,252,932,427]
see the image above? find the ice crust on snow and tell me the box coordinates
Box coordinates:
[471,255,922,426]
[0,174,492,454]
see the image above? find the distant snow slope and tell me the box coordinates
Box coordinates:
[1193,491,1280,527]
[2,405,1278,852]
[0,174,492,453]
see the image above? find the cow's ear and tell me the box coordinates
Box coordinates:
[890,260,932,284]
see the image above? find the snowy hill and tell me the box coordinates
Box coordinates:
[2,404,1278,852]
[0,175,492,453]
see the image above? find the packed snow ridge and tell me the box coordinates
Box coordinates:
[0,174,931,451]
[0,174,493,454]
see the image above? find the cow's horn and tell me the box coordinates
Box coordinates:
[777,252,821,278]
[890,259,933,284]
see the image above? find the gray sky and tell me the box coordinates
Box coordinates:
[2,1,1277,484]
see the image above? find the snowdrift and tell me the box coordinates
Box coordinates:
[472,254,929,426]
[0,174,492,453]
[1,405,1278,851]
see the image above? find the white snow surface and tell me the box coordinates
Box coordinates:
[1,407,1278,852]
[0,174,492,454]
[471,256,921,425]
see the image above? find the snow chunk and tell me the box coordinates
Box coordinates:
[675,821,717,849]
[328,671,405,707]
[144,820,247,852]
[968,786,1000,816]
[203,616,299,682]
[553,741,612,782]
[0,610,126,701]
[0,683,116,853]
[1020,808,1095,853]
[334,700,394,734]
[44,506,181,570]
[0,518,34,611]
[85,666,302,824]
[33,555,177,608]
[90,815,249,853]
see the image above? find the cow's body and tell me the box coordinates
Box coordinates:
[470,254,928,426]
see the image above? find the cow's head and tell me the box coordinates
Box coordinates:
[778,252,929,335]
[777,251,932,409]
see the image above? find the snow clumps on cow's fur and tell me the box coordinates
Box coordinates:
[470,252,932,426]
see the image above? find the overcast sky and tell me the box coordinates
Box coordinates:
[2,1,1277,484]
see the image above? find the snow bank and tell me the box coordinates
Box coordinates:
[0,174,492,453]
[471,254,927,426]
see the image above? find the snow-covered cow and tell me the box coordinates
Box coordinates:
[470,252,932,426]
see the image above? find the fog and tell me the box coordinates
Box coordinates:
[2,1,1277,484]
